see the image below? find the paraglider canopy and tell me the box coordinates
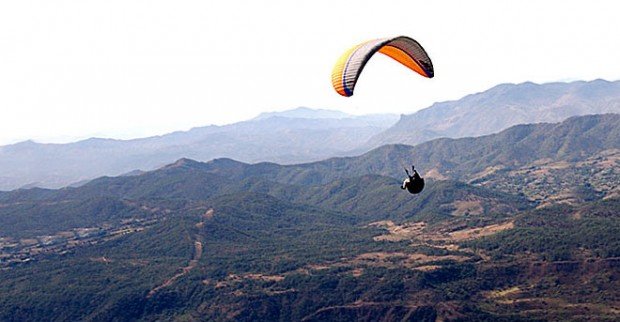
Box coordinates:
[331,36,434,97]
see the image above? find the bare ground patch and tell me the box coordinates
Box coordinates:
[371,220,514,244]
[370,221,426,242]
[203,208,215,220]
[469,165,506,182]
[413,265,442,272]
[447,222,514,241]
[425,168,449,180]
[484,286,521,299]
[351,268,364,277]
[351,251,470,269]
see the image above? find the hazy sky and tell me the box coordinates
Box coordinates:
[1,0,619,145]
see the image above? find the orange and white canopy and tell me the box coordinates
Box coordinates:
[331,36,434,97]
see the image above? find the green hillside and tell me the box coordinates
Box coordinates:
[0,114,618,320]
[1,191,617,321]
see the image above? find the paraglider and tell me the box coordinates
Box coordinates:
[401,165,425,194]
[331,36,432,195]
[331,36,434,97]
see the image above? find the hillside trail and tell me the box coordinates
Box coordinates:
[146,209,212,299]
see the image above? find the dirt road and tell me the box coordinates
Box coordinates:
[146,210,211,298]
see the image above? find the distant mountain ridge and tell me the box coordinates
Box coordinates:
[368,79,620,147]
[142,113,619,205]
[3,113,617,206]
[2,79,619,191]
[0,108,398,190]
[136,114,615,189]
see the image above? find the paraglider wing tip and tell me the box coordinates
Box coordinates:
[335,89,352,97]
[425,68,434,78]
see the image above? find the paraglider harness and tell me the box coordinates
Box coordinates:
[401,165,425,194]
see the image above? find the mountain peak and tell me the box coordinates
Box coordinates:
[163,158,203,170]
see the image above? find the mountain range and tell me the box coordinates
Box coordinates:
[368,79,620,147]
[0,113,618,321]
[1,79,619,191]
[0,109,398,190]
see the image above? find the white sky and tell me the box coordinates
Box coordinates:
[1,0,619,145]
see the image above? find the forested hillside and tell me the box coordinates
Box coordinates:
[0,114,618,321]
